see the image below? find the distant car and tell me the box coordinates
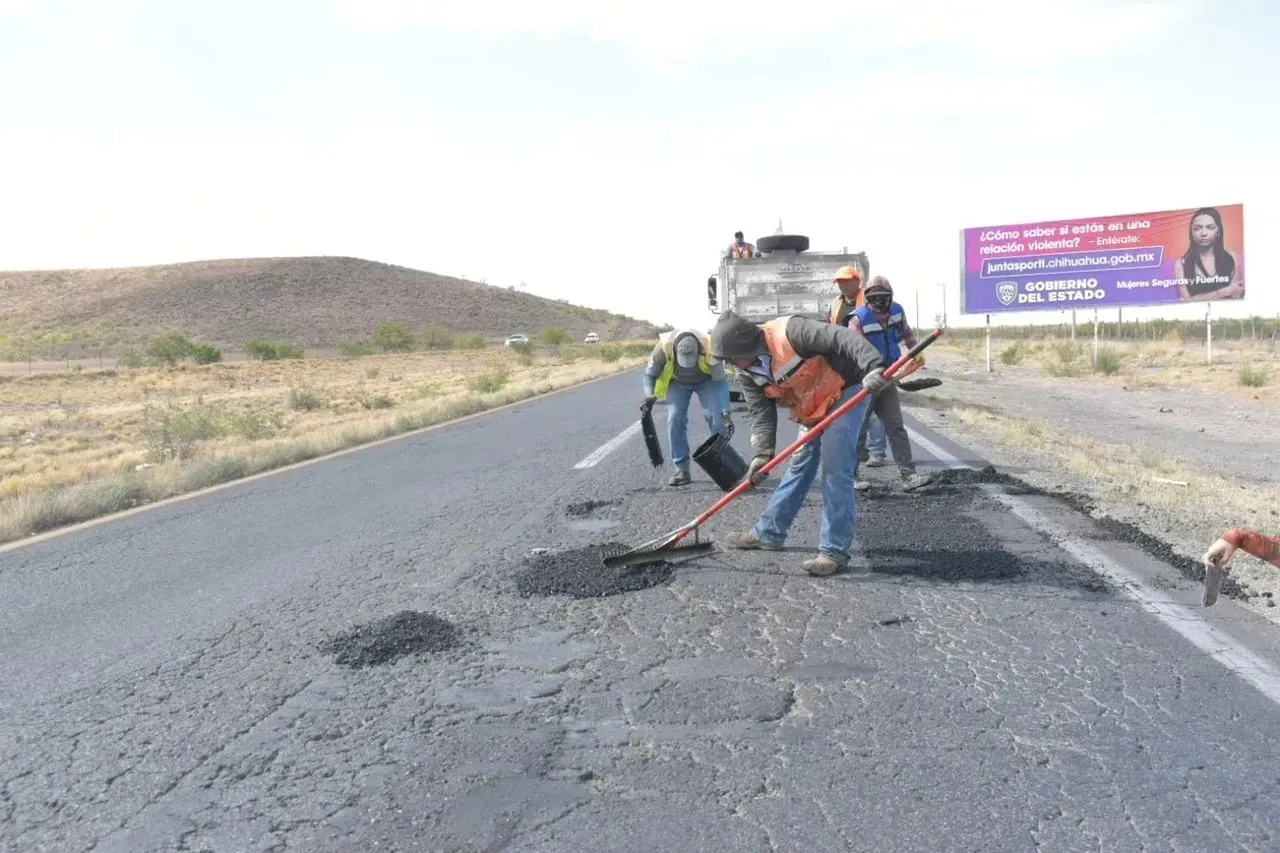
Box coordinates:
[583,332,600,344]
[504,334,529,347]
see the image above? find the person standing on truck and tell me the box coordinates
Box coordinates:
[708,310,892,577]
[727,231,756,260]
[846,276,932,492]
[642,330,734,487]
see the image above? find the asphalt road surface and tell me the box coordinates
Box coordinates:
[3,368,1280,852]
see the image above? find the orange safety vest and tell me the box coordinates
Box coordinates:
[758,317,846,427]
[730,242,753,259]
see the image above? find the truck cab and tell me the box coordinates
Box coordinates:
[706,231,870,400]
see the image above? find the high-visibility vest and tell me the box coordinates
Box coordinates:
[828,291,866,325]
[730,242,754,259]
[653,330,713,399]
[755,316,846,427]
[854,304,907,363]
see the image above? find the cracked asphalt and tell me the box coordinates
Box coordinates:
[2,368,1280,852]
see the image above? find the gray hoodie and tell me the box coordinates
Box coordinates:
[709,311,887,458]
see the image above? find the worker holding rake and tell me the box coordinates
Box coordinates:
[709,310,893,577]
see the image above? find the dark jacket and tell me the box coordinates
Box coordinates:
[709,312,886,457]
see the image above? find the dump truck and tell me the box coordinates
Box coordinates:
[706,231,871,400]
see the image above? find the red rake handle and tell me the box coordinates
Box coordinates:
[672,328,945,541]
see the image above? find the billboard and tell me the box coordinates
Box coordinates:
[960,204,1245,314]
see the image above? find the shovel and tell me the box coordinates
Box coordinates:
[602,329,944,568]
[891,358,942,392]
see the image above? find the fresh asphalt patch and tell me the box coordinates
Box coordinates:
[564,499,622,518]
[929,465,1259,603]
[512,542,675,599]
[320,610,462,667]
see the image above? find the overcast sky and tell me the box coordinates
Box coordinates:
[1,0,1275,332]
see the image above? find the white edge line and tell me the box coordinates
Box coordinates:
[905,426,983,471]
[574,421,642,469]
[908,425,1280,708]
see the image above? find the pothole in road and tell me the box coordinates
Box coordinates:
[513,542,674,599]
[565,499,621,518]
[321,610,461,668]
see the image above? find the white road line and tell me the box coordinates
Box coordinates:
[911,425,1280,708]
[906,427,979,470]
[574,421,641,470]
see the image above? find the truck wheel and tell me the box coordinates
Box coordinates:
[757,234,809,253]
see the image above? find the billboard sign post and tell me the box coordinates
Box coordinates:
[959,204,1245,315]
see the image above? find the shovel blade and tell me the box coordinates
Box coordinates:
[1203,564,1223,606]
[898,377,943,392]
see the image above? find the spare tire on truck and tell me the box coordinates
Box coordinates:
[756,234,809,253]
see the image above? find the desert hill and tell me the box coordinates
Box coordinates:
[0,256,666,356]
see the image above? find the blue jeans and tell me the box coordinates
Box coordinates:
[666,380,726,470]
[867,414,886,455]
[752,386,870,563]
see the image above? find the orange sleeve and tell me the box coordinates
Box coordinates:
[1222,529,1280,567]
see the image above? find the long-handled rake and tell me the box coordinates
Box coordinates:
[602,328,945,569]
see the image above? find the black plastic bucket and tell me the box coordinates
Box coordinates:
[693,431,749,491]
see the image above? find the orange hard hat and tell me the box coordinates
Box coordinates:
[835,265,862,283]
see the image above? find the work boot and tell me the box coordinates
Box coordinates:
[668,468,692,487]
[803,555,841,576]
[866,453,887,468]
[901,471,932,492]
[725,531,782,551]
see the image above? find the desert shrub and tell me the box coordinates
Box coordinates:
[469,369,510,393]
[287,385,324,411]
[1239,363,1270,387]
[371,322,416,352]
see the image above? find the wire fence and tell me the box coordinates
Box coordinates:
[942,315,1280,344]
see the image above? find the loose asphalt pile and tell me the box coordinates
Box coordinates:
[320,610,461,668]
[513,542,675,599]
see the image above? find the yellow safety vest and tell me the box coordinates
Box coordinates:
[828,291,866,325]
[653,331,713,399]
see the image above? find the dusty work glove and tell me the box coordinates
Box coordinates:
[721,411,734,438]
[747,454,772,486]
[640,396,657,414]
[1203,537,1236,572]
[862,367,893,394]
[913,355,926,369]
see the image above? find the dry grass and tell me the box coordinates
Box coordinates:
[0,342,649,544]
[946,404,1280,535]
[938,336,1280,403]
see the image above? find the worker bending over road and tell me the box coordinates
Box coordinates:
[643,329,733,487]
[846,276,932,493]
[709,310,891,577]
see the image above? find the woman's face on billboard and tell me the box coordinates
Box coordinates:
[1191,213,1220,247]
